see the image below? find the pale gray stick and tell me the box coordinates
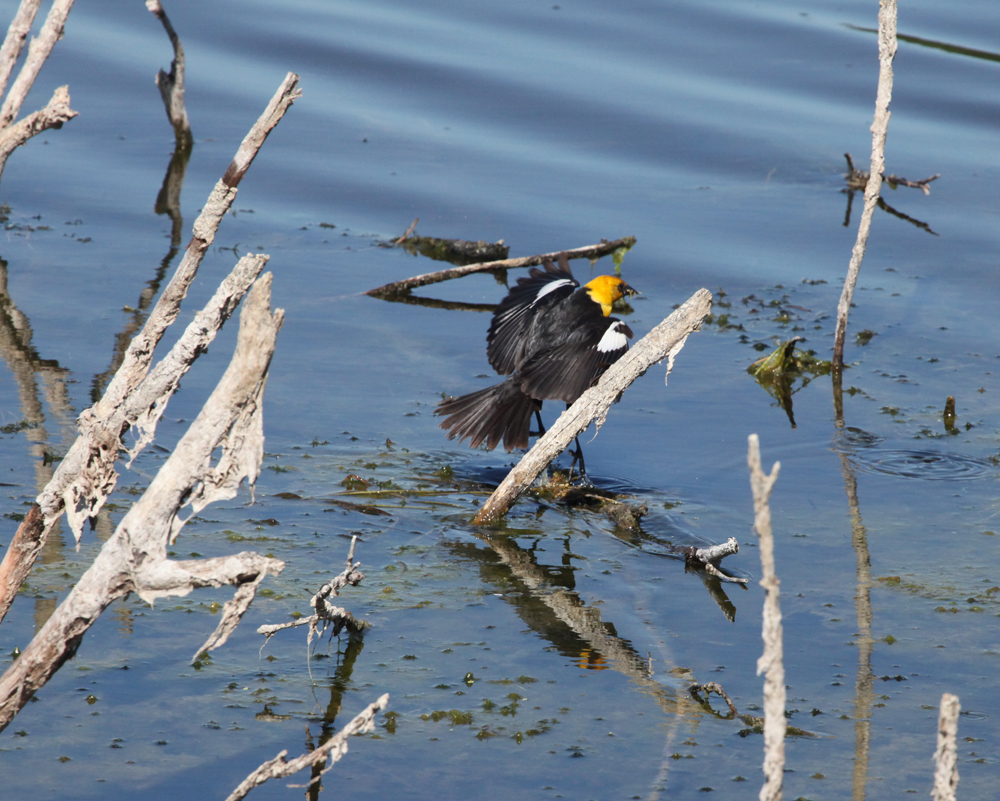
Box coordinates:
[833,0,897,368]
[0,83,76,178]
[0,0,75,127]
[0,0,43,100]
[473,288,712,524]
[748,434,783,801]
[0,276,285,732]
[931,693,960,801]
[226,694,389,801]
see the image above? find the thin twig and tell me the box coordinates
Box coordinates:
[689,681,739,717]
[225,694,389,801]
[146,0,193,150]
[472,288,711,524]
[365,236,636,298]
[833,0,897,369]
[748,434,783,801]
[931,693,960,801]
[393,216,419,244]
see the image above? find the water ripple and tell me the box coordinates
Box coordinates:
[846,448,996,481]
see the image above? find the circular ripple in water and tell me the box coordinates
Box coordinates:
[848,449,996,481]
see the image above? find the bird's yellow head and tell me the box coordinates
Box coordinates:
[584,275,638,316]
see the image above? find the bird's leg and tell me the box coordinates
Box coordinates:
[568,436,593,486]
[530,409,547,438]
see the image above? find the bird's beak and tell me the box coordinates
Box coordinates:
[621,282,639,297]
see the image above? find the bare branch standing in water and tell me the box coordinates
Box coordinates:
[0,0,78,181]
[833,0,897,369]
[0,73,301,623]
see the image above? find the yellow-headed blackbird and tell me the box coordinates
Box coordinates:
[436,253,638,452]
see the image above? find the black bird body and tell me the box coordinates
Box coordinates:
[436,254,636,452]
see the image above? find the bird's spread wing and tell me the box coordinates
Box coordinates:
[518,319,633,403]
[487,256,578,375]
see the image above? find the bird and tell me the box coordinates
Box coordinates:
[435,252,638,469]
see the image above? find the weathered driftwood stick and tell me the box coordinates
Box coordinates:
[146,0,192,150]
[833,0,896,369]
[0,254,268,625]
[685,537,748,584]
[226,694,389,801]
[0,275,285,732]
[0,0,43,102]
[257,536,368,644]
[0,0,74,128]
[748,434,783,801]
[0,83,77,179]
[0,74,299,624]
[931,693,960,801]
[472,288,712,524]
[365,236,636,297]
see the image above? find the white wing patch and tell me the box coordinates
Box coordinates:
[596,322,629,353]
[531,278,574,305]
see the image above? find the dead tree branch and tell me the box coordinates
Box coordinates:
[0,74,299,624]
[0,275,285,732]
[684,537,748,584]
[472,288,712,524]
[931,693,960,801]
[0,0,74,128]
[225,694,389,801]
[833,0,897,369]
[0,82,76,178]
[146,0,192,151]
[365,236,636,298]
[748,434,783,801]
[257,536,369,645]
[0,0,44,102]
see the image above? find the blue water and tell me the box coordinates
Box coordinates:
[0,0,999,798]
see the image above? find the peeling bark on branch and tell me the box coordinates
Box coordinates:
[0,73,299,623]
[0,276,285,733]
[365,236,636,298]
[472,288,712,524]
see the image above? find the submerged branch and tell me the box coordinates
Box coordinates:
[365,236,636,298]
[472,288,712,524]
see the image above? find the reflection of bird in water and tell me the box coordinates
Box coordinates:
[436,253,637,472]
[574,647,611,671]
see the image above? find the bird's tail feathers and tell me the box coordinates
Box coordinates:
[435,378,541,452]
